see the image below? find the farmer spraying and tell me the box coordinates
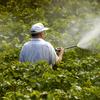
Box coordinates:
[19,23,64,65]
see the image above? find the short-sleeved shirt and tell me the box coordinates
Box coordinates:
[19,38,58,65]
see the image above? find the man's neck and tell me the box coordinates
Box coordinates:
[31,38,44,41]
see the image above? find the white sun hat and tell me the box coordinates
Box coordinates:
[30,23,49,34]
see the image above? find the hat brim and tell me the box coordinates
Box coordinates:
[31,27,49,34]
[42,27,49,31]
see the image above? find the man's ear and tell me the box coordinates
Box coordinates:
[40,32,45,38]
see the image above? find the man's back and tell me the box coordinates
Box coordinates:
[19,38,57,65]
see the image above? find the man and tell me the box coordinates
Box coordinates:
[19,23,64,65]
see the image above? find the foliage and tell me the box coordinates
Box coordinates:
[0,44,100,99]
[0,0,100,99]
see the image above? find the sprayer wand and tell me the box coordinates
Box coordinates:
[55,45,77,54]
[55,45,77,51]
[65,45,77,49]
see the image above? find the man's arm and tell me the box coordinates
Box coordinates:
[47,42,64,65]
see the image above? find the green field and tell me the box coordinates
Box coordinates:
[0,0,100,99]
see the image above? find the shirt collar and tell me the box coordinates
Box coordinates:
[31,38,44,41]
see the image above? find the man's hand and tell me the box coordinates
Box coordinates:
[55,47,64,64]
[55,47,64,56]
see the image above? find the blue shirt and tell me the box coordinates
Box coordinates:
[19,38,58,65]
